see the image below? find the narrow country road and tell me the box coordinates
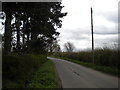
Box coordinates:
[47,57,118,88]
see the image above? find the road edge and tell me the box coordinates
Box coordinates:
[53,60,63,88]
[49,59,63,88]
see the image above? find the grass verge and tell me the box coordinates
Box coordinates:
[27,59,58,88]
[51,56,119,77]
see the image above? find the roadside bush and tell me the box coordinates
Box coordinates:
[94,48,118,68]
[53,48,118,68]
[2,54,47,88]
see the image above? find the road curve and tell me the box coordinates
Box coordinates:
[47,57,118,88]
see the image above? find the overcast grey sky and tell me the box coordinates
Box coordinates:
[0,0,119,51]
[58,0,119,51]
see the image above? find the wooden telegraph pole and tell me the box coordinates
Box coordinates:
[91,7,94,64]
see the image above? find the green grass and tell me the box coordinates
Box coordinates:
[51,56,119,77]
[27,59,58,88]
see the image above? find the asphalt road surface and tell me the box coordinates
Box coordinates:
[47,57,118,88]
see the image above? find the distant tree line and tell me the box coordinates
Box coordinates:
[1,2,67,55]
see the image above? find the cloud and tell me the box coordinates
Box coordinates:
[59,28,91,40]
[95,10,118,24]
[106,12,118,24]
[94,25,118,35]
[94,34,118,47]
[58,0,119,51]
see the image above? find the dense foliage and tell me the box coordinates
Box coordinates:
[1,2,67,88]
[2,2,67,55]
[2,54,47,88]
[53,48,118,68]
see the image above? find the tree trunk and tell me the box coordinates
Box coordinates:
[4,13,12,55]
[22,32,25,45]
[22,22,26,45]
[16,14,21,50]
[31,32,37,41]
[27,33,29,41]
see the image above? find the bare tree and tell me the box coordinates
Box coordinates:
[47,40,61,53]
[64,42,75,52]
